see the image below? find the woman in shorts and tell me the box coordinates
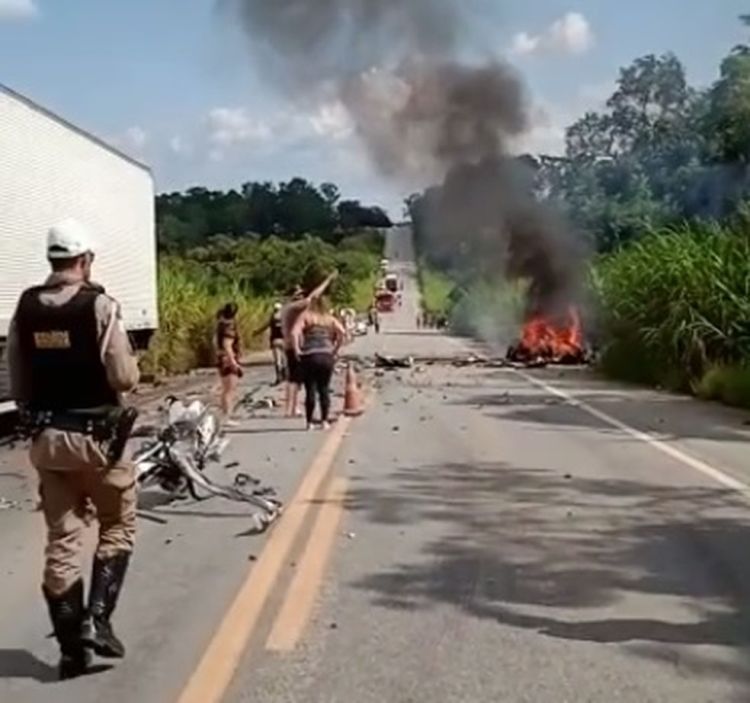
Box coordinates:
[216,302,243,424]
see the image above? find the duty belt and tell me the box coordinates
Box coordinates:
[20,406,139,465]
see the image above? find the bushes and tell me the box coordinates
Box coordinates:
[141,230,383,376]
[694,364,750,409]
[419,267,455,318]
[591,221,750,403]
[140,262,269,376]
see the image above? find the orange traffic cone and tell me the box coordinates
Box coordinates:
[343,363,364,417]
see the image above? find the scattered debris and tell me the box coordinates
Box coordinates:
[346,532,356,540]
[564,473,572,480]
[224,461,240,470]
[164,538,173,545]
[329,622,338,630]
[248,554,257,562]
[234,473,260,488]
[0,497,20,511]
[375,353,413,370]
[392,426,400,432]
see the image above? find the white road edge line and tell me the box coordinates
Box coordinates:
[515,370,749,496]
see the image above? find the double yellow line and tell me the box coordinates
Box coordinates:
[177,417,352,703]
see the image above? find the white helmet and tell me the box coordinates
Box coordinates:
[47,218,96,259]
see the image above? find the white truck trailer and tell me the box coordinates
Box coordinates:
[0,83,158,407]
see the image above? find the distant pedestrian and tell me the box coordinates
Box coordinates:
[216,302,243,425]
[281,272,337,418]
[254,302,286,385]
[292,297,346,431]
[368,304,380,334]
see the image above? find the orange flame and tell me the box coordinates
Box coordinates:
[515,307,584,362]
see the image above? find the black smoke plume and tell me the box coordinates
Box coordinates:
[221,0,586,326]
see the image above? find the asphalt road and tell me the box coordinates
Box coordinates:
[2,226,750,702]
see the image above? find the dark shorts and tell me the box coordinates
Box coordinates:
[218,355,243,378]
[285,349,304,384]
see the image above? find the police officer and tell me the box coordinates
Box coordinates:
[7,218,140,679]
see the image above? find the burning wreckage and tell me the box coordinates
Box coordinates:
[506,307,589,366]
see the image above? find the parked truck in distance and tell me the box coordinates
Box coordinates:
[0,83,158,407]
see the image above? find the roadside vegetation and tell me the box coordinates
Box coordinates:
[143,179,386,376]
[591,220,750,407]
[410,15,750,409]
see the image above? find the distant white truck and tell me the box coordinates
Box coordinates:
[0,83,158,406]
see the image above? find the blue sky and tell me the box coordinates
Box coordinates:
[1,0,747,216]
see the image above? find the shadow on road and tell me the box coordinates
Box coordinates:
[459,382,749,444]
[0,650,58,682]
[345,460,750,686]
[0,649,111,682]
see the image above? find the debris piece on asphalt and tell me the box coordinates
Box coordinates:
[392,426,400,432]
[0,498,20,511]
[224,461,240,469]
[330,622,338,630]
[564,473,572,480]
[164,538,173,545]
[248,554,257,561]
[375,353,413,370]
[346,532,356,540]
[234,473,260,488]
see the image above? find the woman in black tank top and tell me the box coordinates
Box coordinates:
[291,298,346,430]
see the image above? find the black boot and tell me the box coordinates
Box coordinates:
[81,552,130,659]
[43,579,91,680]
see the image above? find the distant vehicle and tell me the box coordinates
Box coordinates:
[0,83,158,406]
[380,258,389,272]
[375,290,396,313]
[385,273,399,293]
[353,320,368,336]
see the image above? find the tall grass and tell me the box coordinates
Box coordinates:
[418,266,455,316]
[142,230,383,376]
[591,221,750,404]
[141,260,269,376]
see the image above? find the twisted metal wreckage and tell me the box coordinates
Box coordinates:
[132,398,282,530]
[0,397,282,531]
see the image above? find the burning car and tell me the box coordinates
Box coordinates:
[507,307,588,365]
